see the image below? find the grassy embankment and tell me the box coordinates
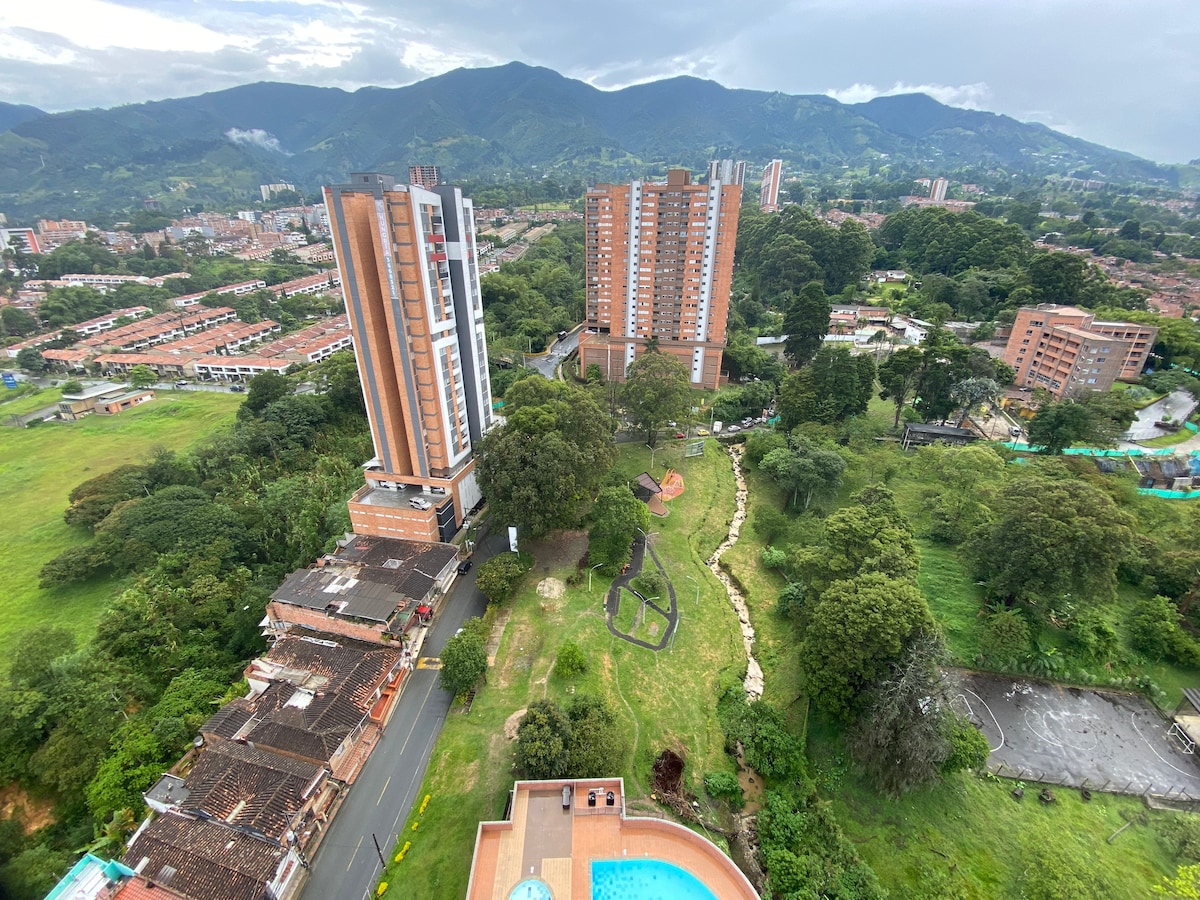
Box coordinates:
[717,399,1197,897]
[377,439,743,898]
[0,390,241,671]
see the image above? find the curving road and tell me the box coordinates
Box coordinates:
[298,529,505,900]
[525,329,580,379]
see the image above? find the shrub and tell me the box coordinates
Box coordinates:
[942,716,990,774]
[552,640,587,680]
[474,553,531,604]
[1130,595,1200,665]
[629,570,665,600]
[703,771,744,808]
[775,582,805,620]
[979,608,1032,668]
[1070,609,1119,661]
[761,546,787,570]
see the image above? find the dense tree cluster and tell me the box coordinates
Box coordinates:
[514,695,628,781]
[737,206,876,299]
[1,360,371,899]
[477,377,616,536]
[480,224,583,353]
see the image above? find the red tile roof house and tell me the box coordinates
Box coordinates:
[123,811,302,900]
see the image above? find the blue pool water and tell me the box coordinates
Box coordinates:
[509,879,552,900]
[591,859,718,900]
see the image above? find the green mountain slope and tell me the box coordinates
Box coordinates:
[0,62,1172,220]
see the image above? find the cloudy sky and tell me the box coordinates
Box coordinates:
[1,0,1196,163]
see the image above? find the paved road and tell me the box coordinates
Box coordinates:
[298,529,504,900]
[525,329,579,379]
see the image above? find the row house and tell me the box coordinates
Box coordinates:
[256,316,352,364]
[5,306,152,358]
[266,535,458,645]
[170,280,268,308]
[80,307,237,353]
[95,352,198,379]
[270,272,341,298]
[155,320,282,355]
[191,356,293,381]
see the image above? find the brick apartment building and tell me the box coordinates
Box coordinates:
[1002,304,1158,399]
[578,169,741,390]
[759,159,783,213]
[325,173,493,542]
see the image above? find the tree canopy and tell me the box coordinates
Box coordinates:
[477,378,615,536]
[620,350,693,446]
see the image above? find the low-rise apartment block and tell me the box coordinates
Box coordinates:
[1002,304,1158,399]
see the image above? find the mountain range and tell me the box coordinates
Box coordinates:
[0,62,1180,222]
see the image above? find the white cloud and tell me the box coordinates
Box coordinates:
[0,0,245,53]
[225,127,291,155]
[825,81,991,109]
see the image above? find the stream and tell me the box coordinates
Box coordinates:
[706,443,764,701]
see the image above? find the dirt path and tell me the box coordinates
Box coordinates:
[707,444,764,701]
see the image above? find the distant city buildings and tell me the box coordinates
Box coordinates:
[759,159,783,213]
[929,177,949,202]
[1002,304,1158,399]
[325,172,492,543]
[579,168,741,390]
[707,159,746,185]
[259,181,296,201]
[408,165,443,191]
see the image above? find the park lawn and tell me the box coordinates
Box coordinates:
[1138,427,1196,448]
[0,385,64,418]
[378,439,742,897]
[0,392,241,669]
[807,714,1181,899]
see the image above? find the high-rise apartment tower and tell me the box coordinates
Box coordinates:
[707,159,747,185]
[578,169,741,390]
[759,159,783,213]
[408,165,442,191]
[325,173,492,542]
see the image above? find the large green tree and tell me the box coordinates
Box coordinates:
[515,699,572,780]
[759,438,846,511]
[798,572,933,719]
[877,346,924,428]
[477,378,615,536]
[620,350,692,446]
[587,486,651,574]
[439,618,488,696]
[777,344,874,428]
[969,472,1135,614]
[782,281,830,366]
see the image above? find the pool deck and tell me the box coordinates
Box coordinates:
[466,778,757,900]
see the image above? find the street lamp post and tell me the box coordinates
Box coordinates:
[647,444,660,469]
[640,596,659,627]
[670,611,680,652]
[589,563,604,593]
[685,574,700,607]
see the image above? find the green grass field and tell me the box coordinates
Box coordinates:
[724,430,1199,897]
[378,439,741,897]
[0,391,241,668]
[807,714,1182,899]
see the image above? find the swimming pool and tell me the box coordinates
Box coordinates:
[591,859,717,900]
[509,879,552,900]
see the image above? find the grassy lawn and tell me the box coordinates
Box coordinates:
[0,392,241,669]
[0,385,63,418]
[377,439,742,897]
[1138,426,1197,448]
[808,713,1181,899]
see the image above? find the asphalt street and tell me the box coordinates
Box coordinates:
[298,529,505,900]
[525,329,579,379]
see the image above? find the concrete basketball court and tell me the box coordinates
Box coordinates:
[953,672,1200,796]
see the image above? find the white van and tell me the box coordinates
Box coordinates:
[712,421,723,434]
[409,497,432,511]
